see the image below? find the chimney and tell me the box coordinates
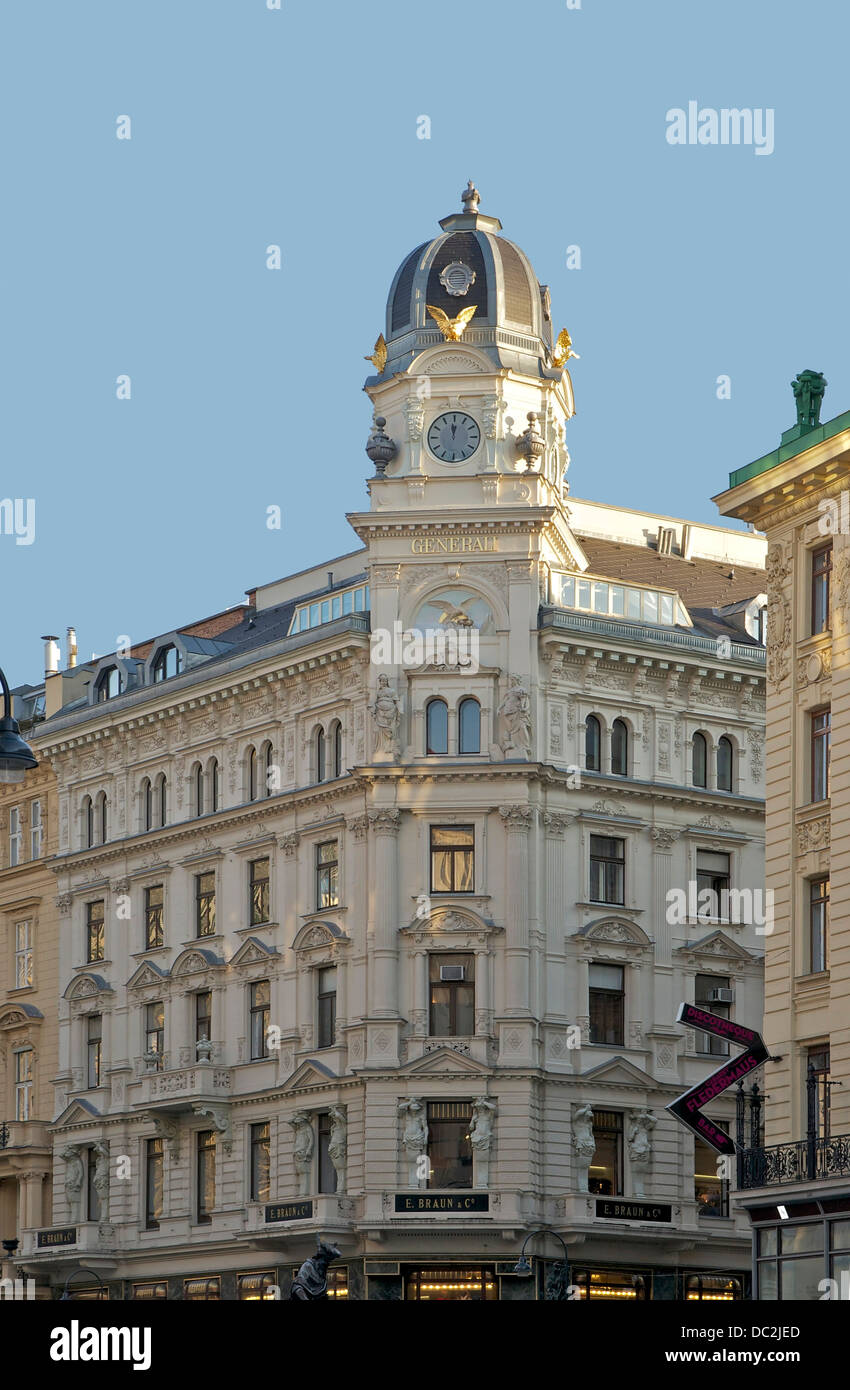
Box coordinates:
[66,626,77,668]
[327,571,334,590]
[41,635,60,677]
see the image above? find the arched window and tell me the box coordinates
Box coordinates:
[83,796,94,848]
[209,758,219,813]
[316,729,326,783]
[97,792,108,845]
[333,722,343,779]
[693,732,708,788]
[611,719,628,776]
[194,763,204,817]
[263,741,274,798]
[426,699,448,755]
[458,698,481,755]
[717,736,733,793]
[248,747,258,801]
[152,644,182,682]
[156,773,167,827]
[585,715,601,772]
[96,666,122,702]
[142,778,153,831]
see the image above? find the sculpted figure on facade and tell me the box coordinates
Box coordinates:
[469,1096,497,1187]
[498,676,532,759]
[61,1146,85,1222]
[627,1110,656,1199]
[289,1111,315,1197]
[328,1105,348,1193]
[92,1141,110,1222]
[368,674,401,759]
[572,1104,596,1194]
[399,1097,428,1186]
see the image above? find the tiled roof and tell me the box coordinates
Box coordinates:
[575,535,765,611]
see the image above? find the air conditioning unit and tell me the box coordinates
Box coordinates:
[440,965,465,982]
[708,988,734,1004]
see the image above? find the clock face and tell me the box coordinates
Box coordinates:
[427,411,481,463]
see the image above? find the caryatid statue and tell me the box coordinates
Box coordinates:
[289,1111,315,1197]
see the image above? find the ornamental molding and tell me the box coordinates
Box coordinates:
[797,815,830,856]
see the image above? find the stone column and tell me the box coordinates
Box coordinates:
[369,809,401,1016]
[474,947,490,1035]
[500,806,533,1015]
[412,949,428,1037]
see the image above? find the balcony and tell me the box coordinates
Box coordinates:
[0,1120,50,1153]
[738,1135,850,1190]
[131,1056,232,1109]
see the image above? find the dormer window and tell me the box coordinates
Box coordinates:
[152,645,182,682]
[96,666,122,701]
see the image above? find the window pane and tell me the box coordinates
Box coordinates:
[426,700,448,755]
[780,1256,823,1300]
[458,700,480,755]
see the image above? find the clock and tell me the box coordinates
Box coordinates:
[427,411,481,463]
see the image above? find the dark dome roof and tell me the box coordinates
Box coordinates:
[374,183,557,381]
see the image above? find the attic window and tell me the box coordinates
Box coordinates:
[96,666,122,701]
[289,585,370,634]
[152,644,182,682]
[556,573,683,626]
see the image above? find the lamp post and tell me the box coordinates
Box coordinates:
[0,667,38,784]
[514,1228,571,1300]
[60,1268,106,1300]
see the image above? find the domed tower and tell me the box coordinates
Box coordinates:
[362,182,576,502]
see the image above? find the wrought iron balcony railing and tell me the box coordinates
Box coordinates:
[738,1134,850,1190]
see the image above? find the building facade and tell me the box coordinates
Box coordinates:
[17,187,767,1301]
[717,372,850,1300]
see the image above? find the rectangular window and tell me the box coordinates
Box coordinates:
[812,544,832,634]
[87,1014,102,1088]
[196,1131,216,1224]
[696,851,731,919]
[238,1272,278,1301]
[589,963,625,1045]
[14,920,32,989]
[184,1276,220,1300]
[144,1001,164,1068]
[807,1046,831,1139]
[86,1148,100,1222]
[318,1112,337,1194]
[589,836,625,905]
[30,800,42,859]
[14,1048,33,1121]
[144,884,164,950]
[145,1137,163,1229]
[590,1110,623,1195]
[317,966,337,1048]
[249,856,270,925]
[694,975,731,1056]
[195,990,212,1052]
[196,871,216,937]
[429,953,475,1036]
[430,825,474,894]
[694,1135,729,1218]
[316,841,339,909]
[8,806,21,867]
[250,1121,271,1202]
[86,900,105,963]
[812,709,831,802]
[427,1101,473,1189]
[132,1281,167,1301]
[250,980,270,1060]
[810,877,829,974]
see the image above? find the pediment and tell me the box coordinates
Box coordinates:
[401,907,497,941]
[0,1002,43,1027]
[53,1098,102,1128]
[293,920,349,952]
[579,1055,658,1089]
[126,961,170,990]
[673,931,758,964]
[229,935,279,968]
[399,1047,490,1077]
[573,917,652,948]
[64,973,113,1001]
[172,947,225,978]
[281,1058,338,1091]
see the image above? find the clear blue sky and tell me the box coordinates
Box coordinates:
[2,0,845,683]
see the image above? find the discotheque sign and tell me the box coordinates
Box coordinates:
[666,1002,768,1155]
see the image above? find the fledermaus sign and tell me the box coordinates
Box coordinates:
[666,1002,768,1155]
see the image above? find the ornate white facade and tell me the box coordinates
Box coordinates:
[18,187,766,1301]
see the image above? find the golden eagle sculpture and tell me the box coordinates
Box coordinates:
[551,328,580,369]
[364,334,387,373]
[426,304,477,342]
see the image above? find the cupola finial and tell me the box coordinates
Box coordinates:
[461,179,480,215]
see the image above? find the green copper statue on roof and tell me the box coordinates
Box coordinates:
[792,370,827,431]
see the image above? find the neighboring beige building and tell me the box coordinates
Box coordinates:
[16,186,767,1302]
[716,370,850,1300]
[0,677,57,1290]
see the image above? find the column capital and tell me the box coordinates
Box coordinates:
[499,805,534,831]
[368,808,401,835]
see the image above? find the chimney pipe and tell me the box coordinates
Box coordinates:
[66,626,78,668]
[327,571,334,590]
[41,635,60,677]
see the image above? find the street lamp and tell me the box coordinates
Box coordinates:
[0,667,38,785]
[514,1228,571,1299]
[60,1268,106,1300]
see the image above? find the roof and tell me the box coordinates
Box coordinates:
[575,534,765,613]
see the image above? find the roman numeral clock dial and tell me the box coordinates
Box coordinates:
[427,412,481,463]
